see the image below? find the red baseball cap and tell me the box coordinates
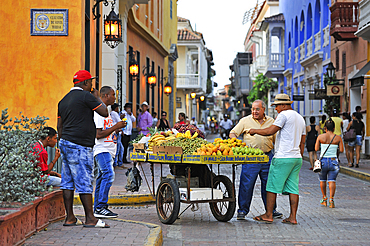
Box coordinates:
[73,70,96,84]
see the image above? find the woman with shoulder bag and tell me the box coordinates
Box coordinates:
[341,113,351,166]
[315,119,344,208]
[347,112,365,168]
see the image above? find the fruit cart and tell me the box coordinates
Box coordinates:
[130,151,269,224]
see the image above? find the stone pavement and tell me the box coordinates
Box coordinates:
[24,133,370,245]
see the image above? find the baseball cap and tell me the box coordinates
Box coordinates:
[192,117,195,119]
[142,101,149,106]
[73,70,96,84]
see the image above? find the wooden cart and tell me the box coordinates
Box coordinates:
[130,152,269,224]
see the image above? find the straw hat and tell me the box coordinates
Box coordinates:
[271,94,293,106]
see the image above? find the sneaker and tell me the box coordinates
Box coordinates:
[237,212,246,220]
[94,208,118,218]
[273,211,283,219]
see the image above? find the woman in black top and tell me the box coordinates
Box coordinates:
[306,116,320,170]
[156,111,171,131]
[347,112,365,168]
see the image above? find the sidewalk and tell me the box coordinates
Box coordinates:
[302,148,370,182]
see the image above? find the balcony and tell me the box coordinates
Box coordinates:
[176,74,203,91]
[323,25,330,47]
[306,37,313,57]
[314,32,321,52]
[330,2,359,41]
[299,43,305,61]
[294,47,299,63]
[256,55,266,71]
[265,52,284,78]
[288,47,291,63]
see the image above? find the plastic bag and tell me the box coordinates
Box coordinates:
[125,164,142,192]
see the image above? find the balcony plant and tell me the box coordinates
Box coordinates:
[323,73,340,116]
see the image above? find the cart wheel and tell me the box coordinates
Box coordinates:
[156,178,180,224]
[209,175,236,222]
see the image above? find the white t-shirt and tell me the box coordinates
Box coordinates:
[93,112,117,157]
[342,119,349,133]
[220,119,233,130]
[273,110,306,158]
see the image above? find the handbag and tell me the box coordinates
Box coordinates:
[313,135,336,173]
[343,128,356,142]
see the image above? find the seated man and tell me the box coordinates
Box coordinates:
[32,127,61,186]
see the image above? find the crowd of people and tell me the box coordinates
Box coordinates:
[31,69,365,228]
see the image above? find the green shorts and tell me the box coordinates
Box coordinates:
[266,158,302,195]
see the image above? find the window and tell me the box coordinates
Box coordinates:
[85,0,90,72]
[335,49,339,72]
[136,51,141,113]
[170,0,172,19]
[342,52,346,77]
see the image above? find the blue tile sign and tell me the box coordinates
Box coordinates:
[30,9,68,36]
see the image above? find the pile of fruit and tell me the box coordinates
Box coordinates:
[173,123,205,139]
[159,135,209,155]
[194,138,265,156]
[146,131,176,152]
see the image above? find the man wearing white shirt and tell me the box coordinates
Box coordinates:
[220,114,233,138]
[120,103,136,163]
[110,103,124,166]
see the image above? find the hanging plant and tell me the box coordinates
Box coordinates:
[248,73,278,105]
[322,73,340,116]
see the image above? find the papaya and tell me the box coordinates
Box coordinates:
[229,149,233,155]
[217,150,222,155]
[212,152,217,155]
[223,149,228,155]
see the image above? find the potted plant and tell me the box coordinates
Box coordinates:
[0,108,64,246]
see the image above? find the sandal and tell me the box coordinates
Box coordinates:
[348,163,354,167]
[355,164,359,168]
[320,197,327,207]
[329,198,335,208]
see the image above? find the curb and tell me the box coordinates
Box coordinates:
[75,215,163,246]
[303,155,370,182]
[109,218,163,246]
[73,194,155,205]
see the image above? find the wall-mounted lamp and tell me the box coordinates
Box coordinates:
[127,50,139,77]
[190,92,196,99]
[164,82,172,95]
[143,65,157,87]
[93,0,122,49]
[200,95,205,101]
[326,62,336,80]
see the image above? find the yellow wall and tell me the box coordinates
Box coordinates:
[0,0,95,128]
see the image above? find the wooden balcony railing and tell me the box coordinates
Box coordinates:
[330,1,359,41]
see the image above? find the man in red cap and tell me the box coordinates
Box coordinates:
[57,70,110,228]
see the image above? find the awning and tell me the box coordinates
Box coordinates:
[349,60,370,87]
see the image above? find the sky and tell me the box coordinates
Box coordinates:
[177,0,257,91]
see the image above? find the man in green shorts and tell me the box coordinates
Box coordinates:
[249,94,306,225]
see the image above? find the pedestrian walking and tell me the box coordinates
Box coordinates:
[315,118,343,208]
[121,103,136,163]
[229,100,282,220]
[152,112,158,128]
[347,112,365,168]
[57,70,110,228]
[249,94,306,225]
[306,116,319,170]
[320,115,327,134]
[220,114,233,139]
[342,112,351,165]
[93,86,126,218]
[137,101,152,135]
[331,109,343,160]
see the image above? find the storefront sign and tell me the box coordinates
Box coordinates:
[30,9,68,36]
[292,95,304,101]
[327,84,344,96]
[309,89,327,100]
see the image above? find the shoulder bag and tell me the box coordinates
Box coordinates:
[343,122,356,142]
[313,135,336,173]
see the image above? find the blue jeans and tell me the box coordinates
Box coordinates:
[94,152,115,210]
[47,176,61,187]
[59,139,94,194]
[319,157,340,182]
[238,151,276,215]
[114,134,124,167]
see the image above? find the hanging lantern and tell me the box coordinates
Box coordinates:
[200,95,205,101]
[164,82,172,95]
[190,92,196,99]
[104,8,122,49]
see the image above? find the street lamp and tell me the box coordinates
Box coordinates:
[200,95,205,101]
[93,0,123,49]
[143,65,157,87]
[190,92,196,99]
[128,50,139,77]
[326,62,336,80]
[164,82,172,95]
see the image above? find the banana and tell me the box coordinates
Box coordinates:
[190,132,198,139]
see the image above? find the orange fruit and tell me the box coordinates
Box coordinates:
[223,149,228,155]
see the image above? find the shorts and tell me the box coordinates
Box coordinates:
[306,139,316,152]
[318,157,339,182]
[266,158,302,195]
[348,135,363,147]
[59,139,94,194]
